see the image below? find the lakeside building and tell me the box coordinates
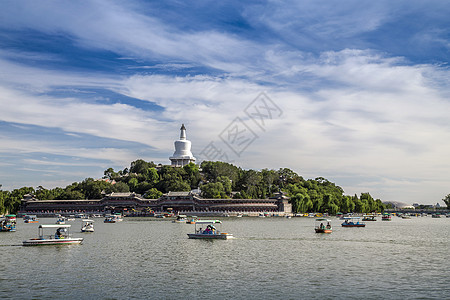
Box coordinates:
[169,124,196,167]
[19,191,292,216]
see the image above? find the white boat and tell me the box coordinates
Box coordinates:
[104,213,123,223]
[23,224,83,246]
[187,220,233,240]
[81,219,95,232]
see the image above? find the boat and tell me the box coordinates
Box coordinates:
[23,224,83,246]
[187,220,233,239]
[104,213,123,223]
[56,216,66,224]
[362,214,377,221]
[315,218,332,233]
[173,215,187,223]
[113,213,123,222]
[382,213,392,221]
[66,215,76,221]
[402,214,412,219]
[0,214,17,232]
[432,214,442,218]
[81,219,95,232]
[341,217,366,227]
[23,215,38,223]
[186,216,198,224]
[236,213,243,218]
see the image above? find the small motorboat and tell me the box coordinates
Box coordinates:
[81,219,95,232]
[173,215,187,223]
[0,214,17,232]
[24,215,39,223]
[341,217,366,227]
[362,214,377,221]
[186,216,198,224]
[23,224,83,246]
[315,218,332,233]
[187,220,233,240]
[104,213,123,223]
[56,216,66,224]
[382,213,392,221]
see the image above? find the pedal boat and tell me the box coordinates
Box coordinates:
[23,224,83,246]
[341,217,366,227]
[382,213,392,221]
[81,219,95,232]
[187,220,233,240]
[0,214,17,232]
[24,215,39,223]
[315,218,332,233]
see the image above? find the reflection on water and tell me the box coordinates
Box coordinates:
[1,216,448,299]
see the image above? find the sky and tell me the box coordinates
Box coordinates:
[0,0,449,205]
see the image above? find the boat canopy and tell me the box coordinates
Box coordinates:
[315,218,331,222]
[81,219,94,222]
[195,220,222,224]
[39,224,72,228]
[342,217,360,219]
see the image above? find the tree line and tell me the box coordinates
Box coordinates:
[4,160,444,215]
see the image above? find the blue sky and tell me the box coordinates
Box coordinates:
[0,0,449,205]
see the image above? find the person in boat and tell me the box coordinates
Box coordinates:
[320,223,325,229]
[326,222,331,229]
[55,228,62,239]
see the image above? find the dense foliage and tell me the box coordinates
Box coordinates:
[1,160,391,214]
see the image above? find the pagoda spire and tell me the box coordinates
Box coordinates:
[180,124,186,140]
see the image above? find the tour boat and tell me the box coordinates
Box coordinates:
[341,217,366,227]
[362,214,377,221]
[315,218,332,233]
[81,219,95,232]
[23,215,38,223]
[173,215,187,223]
[0,214,17,232]
[23,224,83,246]
[187,220,233,240]
[382,213,392,221]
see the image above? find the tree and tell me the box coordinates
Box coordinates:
[201,182,225,198]
[144,188,163,199]
[443,194,450,209]
[103,167,118,180]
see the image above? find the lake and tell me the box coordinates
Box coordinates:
[1,216,448,299]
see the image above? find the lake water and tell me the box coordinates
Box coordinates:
[1,216,449,299]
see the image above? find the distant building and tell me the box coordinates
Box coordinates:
[19,191,292,216]
[169,124,196,167]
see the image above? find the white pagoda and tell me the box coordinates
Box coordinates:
[169,124,196,167]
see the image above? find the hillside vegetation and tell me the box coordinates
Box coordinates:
[1,160,388,214]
